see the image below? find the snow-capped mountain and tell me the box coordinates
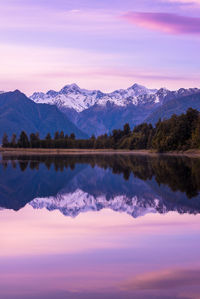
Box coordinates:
[30,83,158,112]
[0,90,87,140]
[29,187,200,219]
[1,152,200,216]
[30,84,200,118]
[29,83,200,137]
[29,190,160,218]
[30,83,200,113]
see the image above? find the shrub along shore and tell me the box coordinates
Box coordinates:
[2,108,200,153]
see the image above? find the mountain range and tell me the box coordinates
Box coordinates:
[0,155,200,218]
[31,83,159,112]
[30,83,200,136]
[0,83,200,139]
[0,90,87,140]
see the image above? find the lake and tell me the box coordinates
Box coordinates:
[1,154,200,299]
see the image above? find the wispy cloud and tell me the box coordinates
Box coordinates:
[0,1,199,92]
[167,0,200,5]
[121,268,200,290]
[0,41,199,94]
[159,0,200,10]
[0,6,116,32]
[122,11,200,35]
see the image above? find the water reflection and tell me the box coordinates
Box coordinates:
[0,154,200,217]
[1,154,200,299]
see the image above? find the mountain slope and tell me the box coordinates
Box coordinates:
[1,155,200,217]
[76,88,200,136]
[30,83,158,112]
[0,90,87,140]
[76,102,157,136]
[146,92,200,125]
[30,83,200,136]
[30,83,200,113]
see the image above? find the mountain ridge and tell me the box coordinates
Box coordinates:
[29,83,200,136]
[1,83,200,138]
[1,155,200,218]
[0,90,87,140]
[30,83,159,112]
[30,83,200,113]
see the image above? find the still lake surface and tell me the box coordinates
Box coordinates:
[1,154,200,299]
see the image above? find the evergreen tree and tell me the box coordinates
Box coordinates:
[123,123,131,136]
[18,131,29,148]
[54,131,60,140]
[60,131,64,139]
[191,116,200,148]
[70,133,75,140]
[30,133,38,148]
[2,133,9,147]
[35,133,40,148]
[11,133,17,147]
[45,133,52,148]
[45,133,52,140]
[4,108,200,151]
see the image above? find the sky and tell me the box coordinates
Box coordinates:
[0,0,200,95]
[1,207,200,298]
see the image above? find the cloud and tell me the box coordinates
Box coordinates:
[121,268,200,290]
[0,42,198,94]
[122,11,200,35]
[167,0,200,4]
[0,2,119,34]
[159,0,200,9]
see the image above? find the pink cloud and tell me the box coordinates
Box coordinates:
[120,267,200,291]
[122,12,200,35]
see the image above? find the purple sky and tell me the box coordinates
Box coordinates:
[1,207,200,298]
[0,0,200,94]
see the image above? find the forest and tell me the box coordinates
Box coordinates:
[2,108,200,152]
[2,154,200,199]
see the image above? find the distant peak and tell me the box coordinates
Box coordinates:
[13,89,21,93]
[127,83,158,96]
[12,89,26,97]
[1,89,28,101]
[61,83,80,91]
[46,89,57,97]
[131,83,146,89]
[70,83,79,88]
[157,87,169,92]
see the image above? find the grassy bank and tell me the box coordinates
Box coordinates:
[1,147,200,157]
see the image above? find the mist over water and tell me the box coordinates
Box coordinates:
[1,154,200,299]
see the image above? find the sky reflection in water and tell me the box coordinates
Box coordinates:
[0,154,200,299]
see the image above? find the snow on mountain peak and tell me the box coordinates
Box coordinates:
[29,83,200,113]
[129,83,156,95]
[61,83,80,93]
[30,83,159,112]
[46,90,58,97]
[29,189,160,218]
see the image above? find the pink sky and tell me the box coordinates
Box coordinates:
[0,0,200,94]
[1,207,200,298]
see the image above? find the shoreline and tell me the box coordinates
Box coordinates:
[1,147,200,157]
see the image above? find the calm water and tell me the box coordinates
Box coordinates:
[1,154,200,299]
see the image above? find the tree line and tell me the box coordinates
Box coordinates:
[2,154,200,198]
[2,108,200,152]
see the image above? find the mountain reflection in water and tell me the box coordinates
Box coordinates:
[1,154,200,299]
[0,154,200,218]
